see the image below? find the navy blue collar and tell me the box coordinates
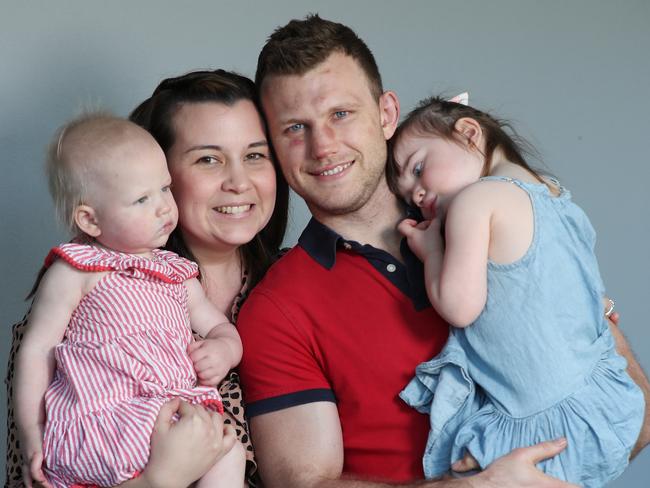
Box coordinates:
[298,217,396,269]
[297,213,430,310]
[298,204,424,269]
[297,218,342,269]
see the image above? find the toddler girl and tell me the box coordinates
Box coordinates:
[15,114,245,488]
[387,95,644,487]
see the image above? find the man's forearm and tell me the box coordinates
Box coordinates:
[609,320,650,458]
[304,476,469,488]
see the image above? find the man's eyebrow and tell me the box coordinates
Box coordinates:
[278,117,303,126]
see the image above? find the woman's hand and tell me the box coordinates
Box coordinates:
[140,399,237,488]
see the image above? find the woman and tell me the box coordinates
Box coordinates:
[5,69,289,487]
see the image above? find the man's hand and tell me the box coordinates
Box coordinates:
[466,439,579,488]
[603,296,619,325]
[188,338,234,386]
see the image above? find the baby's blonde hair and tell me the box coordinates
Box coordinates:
[46,111,137,235]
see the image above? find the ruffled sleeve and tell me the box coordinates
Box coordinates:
[45,242,199,284]
[399,333,485,478]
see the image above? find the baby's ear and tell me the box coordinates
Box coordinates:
[454,117,482,147]
[74,205,101,237]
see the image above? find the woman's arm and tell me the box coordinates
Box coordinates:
[14,260,84,487]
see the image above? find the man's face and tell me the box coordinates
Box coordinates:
[261,52,396,220]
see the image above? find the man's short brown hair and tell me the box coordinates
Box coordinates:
[255,14,383,100]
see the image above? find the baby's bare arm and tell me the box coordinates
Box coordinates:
[185,278,242,385]
[14,260,86,485]
[185,278,232,337]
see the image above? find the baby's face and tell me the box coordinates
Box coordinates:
[89,136,178,257]
[393,131,483,220]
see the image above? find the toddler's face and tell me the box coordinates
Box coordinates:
[393,131,483,219]
[89,137,178,257]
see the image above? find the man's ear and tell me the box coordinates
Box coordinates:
[453,117,482,148]
[379,90,400,140]
[74,205,101,237]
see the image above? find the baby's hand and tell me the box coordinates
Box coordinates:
[22,449,51,488]
[188,338,233,386]
[19,426,51,488]
[397,217,444,262]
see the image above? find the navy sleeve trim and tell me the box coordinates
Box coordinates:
[246,388,336,417]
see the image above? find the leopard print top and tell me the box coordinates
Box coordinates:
[5,274,259,488]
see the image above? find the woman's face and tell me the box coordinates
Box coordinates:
[166,100,277,254]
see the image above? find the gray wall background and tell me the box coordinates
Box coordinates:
[1,1,648,485]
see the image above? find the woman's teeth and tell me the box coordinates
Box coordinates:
[215,204,251,214]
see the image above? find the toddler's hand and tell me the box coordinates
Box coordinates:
[397,217,444,262]
[188,338,233,386]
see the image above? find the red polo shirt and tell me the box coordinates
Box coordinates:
[238,218,449,482]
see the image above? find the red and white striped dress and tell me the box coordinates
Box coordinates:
[41,243,223,488]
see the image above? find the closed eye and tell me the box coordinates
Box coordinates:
[412,161,424,178]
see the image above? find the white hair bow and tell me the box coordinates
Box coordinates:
[449,92,469,105]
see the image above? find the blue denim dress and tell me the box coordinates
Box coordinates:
[400,177,644,487]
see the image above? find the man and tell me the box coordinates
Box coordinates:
[237,14,649,487]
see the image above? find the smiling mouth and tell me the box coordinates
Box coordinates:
[215,204,252,214]
[318,161,353,176]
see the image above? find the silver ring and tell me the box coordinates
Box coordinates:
[605,298,615,318]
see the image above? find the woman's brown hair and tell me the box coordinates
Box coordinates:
[130,69,289,289]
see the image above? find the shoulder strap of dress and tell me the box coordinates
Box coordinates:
[478,175,530,190]
[44,242,115,272]
[150,250,199,282]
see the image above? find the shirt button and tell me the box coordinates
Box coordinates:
[386,263,397,273]
[343,242,352,250]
